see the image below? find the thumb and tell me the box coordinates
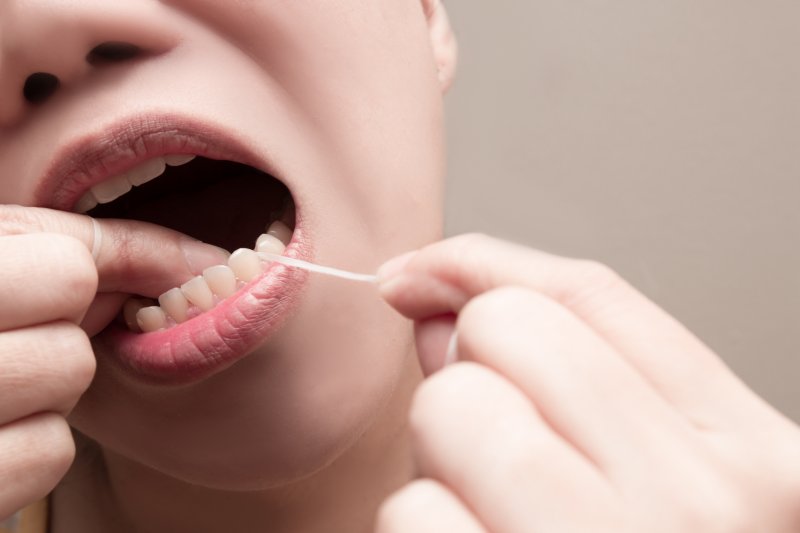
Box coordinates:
[0,205,229,297]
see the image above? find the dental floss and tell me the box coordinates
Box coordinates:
[256,252,378,284]
[90,217,103,262]
[444,332,459,366]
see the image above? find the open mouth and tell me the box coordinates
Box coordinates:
[38,116,311,383]
[78,154,297,333]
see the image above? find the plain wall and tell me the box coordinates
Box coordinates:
[444,2,800,421]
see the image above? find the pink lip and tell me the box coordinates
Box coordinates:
[94,250,309,384]
[35,114,278,212]
[36,113,311,384]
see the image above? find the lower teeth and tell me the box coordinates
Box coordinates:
[130,220,292,333]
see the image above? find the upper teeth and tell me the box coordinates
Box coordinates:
[73,154,196,213]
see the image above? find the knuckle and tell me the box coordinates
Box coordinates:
[51,322,96,393]
[409,362,493,435]
[53,235,98,288]
[107,227,138,279]
[15,414,75,484]
[460,286,540,327]
[457,286,571,363]
[47,235,98,310]
[34,414,76,478]
[2,234,97,318]
[560,259,627,307]
[440,233,494,266]
[571,259,623,291]
[449,232,492,249]
[572,259,622,288]
[0,205,43,235]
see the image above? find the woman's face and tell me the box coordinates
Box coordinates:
[0,0,446,489]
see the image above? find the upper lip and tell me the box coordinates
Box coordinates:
[35,113,284,212]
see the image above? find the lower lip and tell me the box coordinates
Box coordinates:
[92,238,310,385]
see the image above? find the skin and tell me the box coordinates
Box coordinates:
[377,235,800,532]
[0,0,454,531]
[2,1,800,533]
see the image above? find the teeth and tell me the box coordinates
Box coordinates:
[74,155,192,212]
[123,299,148,332]
[228,249,262,283]
[158,288,189,323]
[126,157,166,187]
[137,306,167,333]
[127,212,297,333]
[181,276,215,312]
[164,154,196,167]
[255,233,286,255]
[203,265,238,299]
[267,221,293,245]
[74,191,98,214]
[91,174,132,204]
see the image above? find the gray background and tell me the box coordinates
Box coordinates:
[444,1,800,421]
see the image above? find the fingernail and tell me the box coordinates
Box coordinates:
[377,251,417,283]
[181,240,230,275]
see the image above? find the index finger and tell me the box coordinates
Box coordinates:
[377,233,758,429]
[0,205,229,297]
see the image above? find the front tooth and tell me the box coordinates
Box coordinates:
[267,221,293,245]
[228,248,261,282]
[126,157,166,187]
[203,265,237,298]
[91,174,132,204]
[158,288,190,323]
[181,276,215,311]
[123,298,147,332]
[74,191,98,213]
[164,154,196,167]
[137,306,167,333]
[255,234,286,255]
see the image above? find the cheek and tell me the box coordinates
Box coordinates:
[173,0,446,240]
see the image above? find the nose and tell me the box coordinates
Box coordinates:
[0,1,177,126]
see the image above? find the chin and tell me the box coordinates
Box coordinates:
[69,249,423,490]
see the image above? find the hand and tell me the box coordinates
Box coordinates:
[0,205,226,519]
[375,234,800,532]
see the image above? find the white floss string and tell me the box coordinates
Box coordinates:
[444,331,459,366]
[90,218,103,262]
[257,252,378,284]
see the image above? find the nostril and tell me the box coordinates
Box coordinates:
[86,42,142,65]
[23,72,60,104]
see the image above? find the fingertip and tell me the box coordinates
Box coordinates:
[377,251,418,284]
[180,238,231,276]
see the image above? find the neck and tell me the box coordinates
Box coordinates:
[53,364,421,533]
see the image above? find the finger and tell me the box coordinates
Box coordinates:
[376,479,487,533]
[413,314,456,376]
[378,234,755,429]
[410,362,618,533]
[80,292,129,337]
[0,413,74,521]
[0,234,98,329]
[0,322,95,424]
[0,205,229,297]
[456,287,710,490]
